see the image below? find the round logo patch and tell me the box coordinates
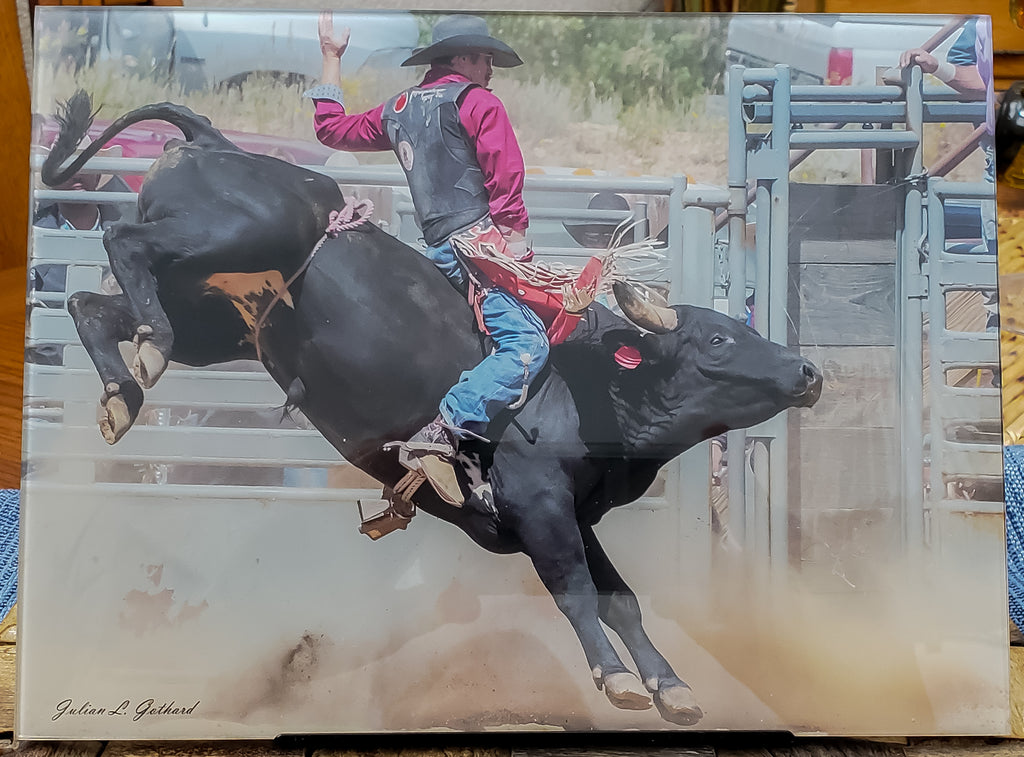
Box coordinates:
[394,92,408,113]
[398,140,414,171]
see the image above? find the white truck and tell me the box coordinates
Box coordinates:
[725,14,963,87]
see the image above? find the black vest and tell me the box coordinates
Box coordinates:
[382,82,490,247]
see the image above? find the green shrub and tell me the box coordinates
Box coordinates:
[487,15,726,112]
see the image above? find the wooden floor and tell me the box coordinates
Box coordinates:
[4,737,1024,757]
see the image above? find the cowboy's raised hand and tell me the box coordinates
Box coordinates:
[318,11,350,59]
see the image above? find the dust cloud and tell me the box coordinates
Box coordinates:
[672,547,1009,736]
[201,545,1007,736]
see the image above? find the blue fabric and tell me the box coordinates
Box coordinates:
[422,240,467,289]
[947,19,978,67]
[440,286,549,429]
[0,491,17,622]
[420,240,550,431]
[1004,446,1024,629]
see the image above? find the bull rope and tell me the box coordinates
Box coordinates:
[253,198,374,361]
[450,219,668,301]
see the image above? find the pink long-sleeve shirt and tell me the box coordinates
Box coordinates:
[311,70,529,233]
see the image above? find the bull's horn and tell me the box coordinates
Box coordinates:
[613,280,678,334]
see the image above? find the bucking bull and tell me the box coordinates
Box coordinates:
[42,90,822,727]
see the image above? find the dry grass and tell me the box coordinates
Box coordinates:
[33,56,729,180]
[32,57,986,188]
[35,61,322,142]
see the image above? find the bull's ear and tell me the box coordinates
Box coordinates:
[671,304,692,329]
[602,329,657,370]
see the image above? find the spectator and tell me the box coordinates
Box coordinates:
[901,18,995,255]
[32,138,132,296]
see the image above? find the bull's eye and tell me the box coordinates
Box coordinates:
[710,335,726,346]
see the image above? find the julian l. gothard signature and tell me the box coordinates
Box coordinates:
[52,698,200,722]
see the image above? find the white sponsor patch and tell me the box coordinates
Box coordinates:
[398,140,414,171]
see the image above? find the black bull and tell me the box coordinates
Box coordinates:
[43,91,822,727]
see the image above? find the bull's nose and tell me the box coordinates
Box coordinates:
[797,360,823,406]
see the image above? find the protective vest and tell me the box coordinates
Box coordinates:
[382,82,490,247]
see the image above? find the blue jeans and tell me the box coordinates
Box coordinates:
[422,240,550,433]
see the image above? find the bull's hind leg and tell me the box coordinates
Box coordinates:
[102,221,183,389]
[580,525,703,726]
[67,291,145,444]
[507,494,653,712]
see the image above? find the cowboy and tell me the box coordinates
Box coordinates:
[306,14,584,507]
[563,192,635,250]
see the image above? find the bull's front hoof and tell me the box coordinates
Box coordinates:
[132,340,167,389]
[100,385,134,445]
[602,671,653,711]
[655,683,703,726]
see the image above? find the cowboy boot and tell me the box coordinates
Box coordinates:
[401,417,464,507]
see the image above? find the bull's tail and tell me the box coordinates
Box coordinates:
[41,89,238,188]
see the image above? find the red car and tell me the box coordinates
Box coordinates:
[37,116,335,191]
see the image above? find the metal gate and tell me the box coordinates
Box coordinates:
[727,62,1000,570]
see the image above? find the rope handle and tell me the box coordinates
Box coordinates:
[327,198,375,236]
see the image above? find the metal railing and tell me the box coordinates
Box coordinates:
[728,62,999,562]
[27,157,726,574]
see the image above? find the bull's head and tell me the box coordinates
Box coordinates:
[610,281,822,454]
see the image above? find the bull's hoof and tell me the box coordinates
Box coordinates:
[100,387,133,445]
[602,671,653,711]
[655,683,703,726]
[132,340,167,389]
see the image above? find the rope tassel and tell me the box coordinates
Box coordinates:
[450,217,668,299]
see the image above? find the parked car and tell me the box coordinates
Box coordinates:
[38,7,421,91]
[725,14,961,87]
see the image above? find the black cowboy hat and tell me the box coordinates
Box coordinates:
[563,192,634,248]
[401,15,523,68]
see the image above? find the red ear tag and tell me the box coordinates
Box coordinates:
[614,345,642,369]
